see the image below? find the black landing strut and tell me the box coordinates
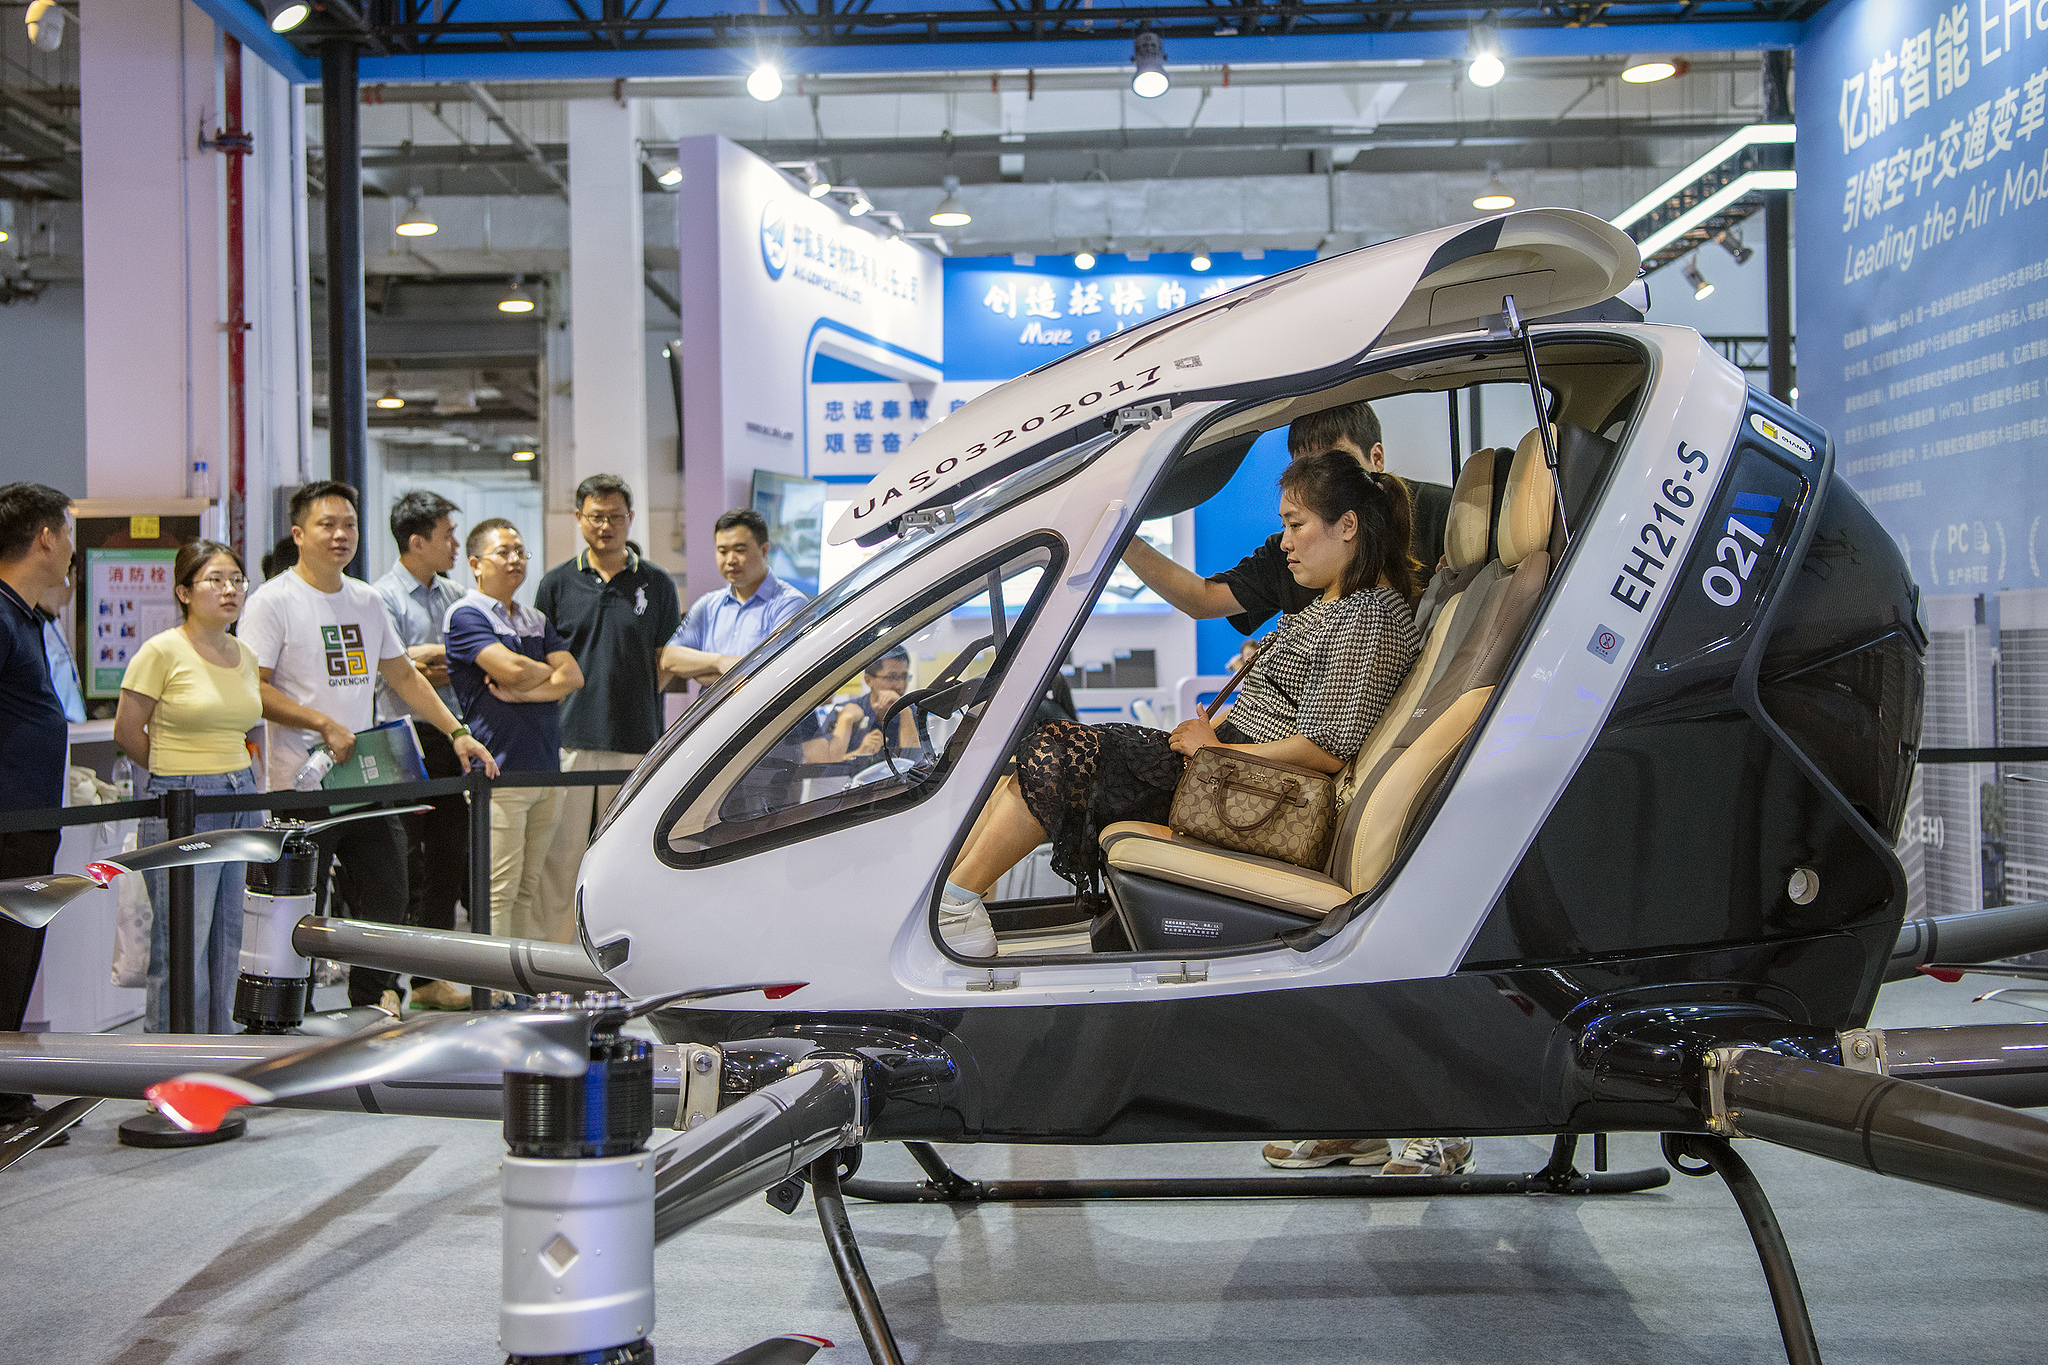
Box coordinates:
[1664,1132,1822,1365]
[799,1136,1666,1365]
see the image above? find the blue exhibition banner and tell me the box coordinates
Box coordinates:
[943,251,1315,382]
[1799,0,2048,593]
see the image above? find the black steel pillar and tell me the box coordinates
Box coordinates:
[320,40,367,574]
[1763,49,1796,404]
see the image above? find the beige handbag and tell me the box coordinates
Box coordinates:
[1166,653,1337,869]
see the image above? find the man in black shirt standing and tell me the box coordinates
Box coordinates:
[1116,404,1473,1179]
[0,482,73,1142]
[1122,399,1452,639]
[533,475,682,930]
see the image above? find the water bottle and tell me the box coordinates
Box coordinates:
[110,754,136,801]
[293,746,337,792]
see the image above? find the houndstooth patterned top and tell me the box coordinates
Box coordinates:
[1222,586,1419,762]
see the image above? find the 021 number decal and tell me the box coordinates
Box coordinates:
[1700,492,1783,607]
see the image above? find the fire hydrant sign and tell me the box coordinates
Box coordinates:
[85,548,180,699]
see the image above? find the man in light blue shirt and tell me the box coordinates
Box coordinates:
[35,580,84,724]
[373,491,466,724]
[371,490,471,1011]
[661,508,808,685]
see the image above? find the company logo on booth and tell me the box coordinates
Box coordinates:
[760,201,789,280]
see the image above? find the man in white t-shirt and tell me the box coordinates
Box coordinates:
[241,480,496,1012]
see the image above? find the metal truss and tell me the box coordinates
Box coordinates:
[277,0,1828,56]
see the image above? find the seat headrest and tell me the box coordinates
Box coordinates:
[1499,427,1557,568]
[1444,449,1497,572]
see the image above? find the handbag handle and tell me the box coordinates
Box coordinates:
[1208,765,1301,833]
[1202,644,1265,722]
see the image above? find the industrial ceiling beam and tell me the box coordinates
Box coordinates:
[334,54,1760,102]
[289,0,1813,53]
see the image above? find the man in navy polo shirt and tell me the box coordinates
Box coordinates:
[532,474,680,933]
[444,519,584,945]
[0,482,74,1139]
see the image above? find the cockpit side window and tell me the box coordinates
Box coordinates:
[657,538,1063,866]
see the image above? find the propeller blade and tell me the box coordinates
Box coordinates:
[711,1335,834,1365]
[0,874,104,929]
[146,1009,594,1133]
[627,981,808,1017]
[79,804,436,885]
[104,827,291,876]
[1920,962,2048,984]
[0,1096,101,1173]
[143,982,811,1133]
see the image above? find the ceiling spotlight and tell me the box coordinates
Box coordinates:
[498,276,536,314]
[394,190,438,238]
[1132,30,1170,99]
[1684,254,1715,300]
[1074,250,1097,270]
[930,175,972,228]
[1472,164,1515,211]
[511,449,537,462]
[1467,29,1505,89]
[1190,248,1212,271]
[24,0,64,51]
[261,0,309,33]
[843,184,873,216]
[808,178,834,198]
[375,381,405,410]
[747,61,784,102]
[1622,58,1687,84]
[1713,225,1755,266]
[656,164,683,188]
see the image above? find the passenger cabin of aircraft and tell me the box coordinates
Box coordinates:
[656,336,1649,963]
[997,339,1648,961]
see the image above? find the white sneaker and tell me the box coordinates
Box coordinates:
[939,889,997,957]
[1377,1136,1475,1176]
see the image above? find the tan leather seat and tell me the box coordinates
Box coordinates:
[1102,429,1557,936]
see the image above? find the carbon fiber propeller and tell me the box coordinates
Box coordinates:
[0,805,430,928]
[711,1336,833,1364]
[145,981,806,1133]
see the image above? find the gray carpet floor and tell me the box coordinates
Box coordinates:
[5,974,2045,1365]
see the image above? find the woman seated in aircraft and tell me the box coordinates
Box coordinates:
[937,452,1424,956]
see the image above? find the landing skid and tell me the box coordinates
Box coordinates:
[839,1134,1671,1204]
[805,1136,1669,1365]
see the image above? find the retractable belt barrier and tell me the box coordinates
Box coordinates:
[0,766,637,1031]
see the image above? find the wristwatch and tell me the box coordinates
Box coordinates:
[450,725,472,740]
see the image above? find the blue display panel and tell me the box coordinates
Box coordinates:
[943,252,1314,381]
[1799,0,2048,594]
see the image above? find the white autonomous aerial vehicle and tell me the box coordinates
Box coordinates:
[8,207,2048,1365]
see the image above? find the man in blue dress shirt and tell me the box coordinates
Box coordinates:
[660,508,808,686]
[0,482,74,1139]
[373,490,472,1010]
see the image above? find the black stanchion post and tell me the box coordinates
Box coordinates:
[164,785,196,1035]
[120,785,244,1148]
[469,766,492,1012]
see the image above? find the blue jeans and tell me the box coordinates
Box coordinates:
[142,766,264,1034]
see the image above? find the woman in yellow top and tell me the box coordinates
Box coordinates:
[114,540,265,1033]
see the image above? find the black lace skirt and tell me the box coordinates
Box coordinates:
[1015,719,1246,895]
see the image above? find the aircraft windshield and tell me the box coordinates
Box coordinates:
[657,539,1062,864]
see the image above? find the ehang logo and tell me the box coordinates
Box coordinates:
[759,201,788,280]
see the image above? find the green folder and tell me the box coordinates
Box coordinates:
[321,717,431,798]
